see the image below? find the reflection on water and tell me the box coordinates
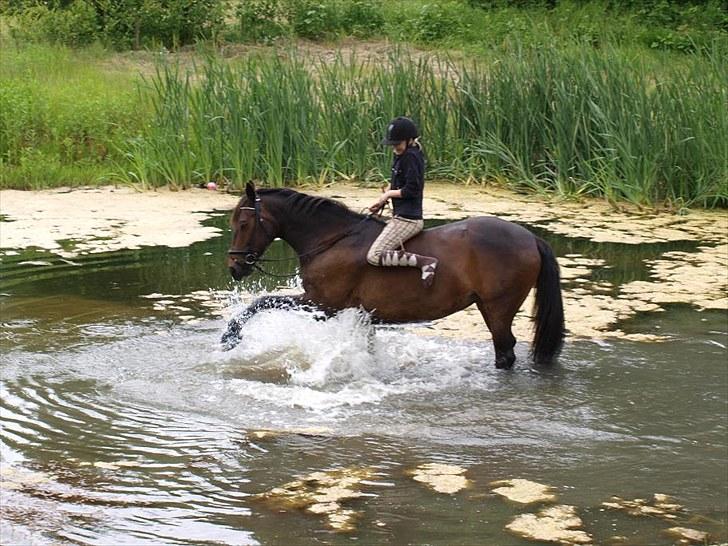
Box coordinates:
[1,214,726,545]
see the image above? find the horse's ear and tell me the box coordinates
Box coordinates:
[245,181,256,201]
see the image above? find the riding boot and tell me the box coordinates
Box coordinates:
[380,250,438,288]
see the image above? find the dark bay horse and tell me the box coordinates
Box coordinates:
[224,182,565,369]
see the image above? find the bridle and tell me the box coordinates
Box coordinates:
[227,194,273,267]
[227,191,377,278]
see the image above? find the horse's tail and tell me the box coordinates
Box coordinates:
[531,237,565,365]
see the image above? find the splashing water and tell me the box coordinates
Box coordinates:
[215,307,490,415]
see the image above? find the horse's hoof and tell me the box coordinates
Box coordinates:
[220,321,242,351]
[495,357,515,369]
[220,338,240,351]
[220,334,240,351]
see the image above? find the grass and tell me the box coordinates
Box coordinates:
[0,41,146,189]
[223,0,728,56]
[0,13,726,208]
[114,43,727,208]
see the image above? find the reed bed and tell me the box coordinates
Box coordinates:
[118,44,727,208]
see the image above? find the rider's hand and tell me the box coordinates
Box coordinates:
[369,197,387,213]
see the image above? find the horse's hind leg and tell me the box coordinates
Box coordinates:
[476,299,519,369]
[221,295,325,350]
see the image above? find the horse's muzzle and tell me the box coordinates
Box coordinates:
[228,259,252,281]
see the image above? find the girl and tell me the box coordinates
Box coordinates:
[367,116,438,287]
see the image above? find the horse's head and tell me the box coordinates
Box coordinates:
[227,182,276,281]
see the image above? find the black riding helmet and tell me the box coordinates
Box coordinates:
[382,116,419,145]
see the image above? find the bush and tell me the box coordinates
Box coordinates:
[237,0,290,42]
[467,0,555,8]
[52,0,98,46]
[412,3,462,42]
[96,0,226,49]
[288,0,340,40]
[9,0,98,46]
[340,0,385,38]
[631,0,728,52]
[8,0,226,49]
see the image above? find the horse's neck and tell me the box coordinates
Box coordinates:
[275,205,362,257]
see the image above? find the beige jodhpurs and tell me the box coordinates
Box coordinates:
[366,216,424,266]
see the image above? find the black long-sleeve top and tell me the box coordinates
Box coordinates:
[390,145,425,220]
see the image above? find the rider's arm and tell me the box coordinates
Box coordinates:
[381,189,402,200]
[369,189,401,212]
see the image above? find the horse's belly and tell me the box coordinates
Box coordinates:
[347,271,475,323]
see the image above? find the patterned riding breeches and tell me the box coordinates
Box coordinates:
[366,216,424,266]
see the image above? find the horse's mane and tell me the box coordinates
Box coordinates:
[258,188,377,224]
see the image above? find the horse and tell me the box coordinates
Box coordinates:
[223,182,565,369]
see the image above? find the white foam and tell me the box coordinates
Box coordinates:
[216,307,489,413]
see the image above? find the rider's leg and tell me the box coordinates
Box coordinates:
[366,217,438,287]
[380,249,438,287]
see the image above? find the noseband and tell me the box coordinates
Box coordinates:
[228,194,271,266]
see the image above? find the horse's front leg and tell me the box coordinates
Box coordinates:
[221,295,326,350]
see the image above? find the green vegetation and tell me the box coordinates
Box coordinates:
[0,43,146,189]
[385,0,726,55]
[4,0,224,49]
[1,0,726,207]
[3,0,725,53]
[115,46,728,207]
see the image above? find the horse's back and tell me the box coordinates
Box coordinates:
[304,215,542,320]
[407,216,541,301]
[362,215,540,275]
[412,216,538,255]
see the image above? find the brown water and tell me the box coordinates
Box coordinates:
[1,215,726,545]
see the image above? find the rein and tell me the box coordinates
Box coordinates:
[228,193,373,280]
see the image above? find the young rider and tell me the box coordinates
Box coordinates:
[367,116,438,287]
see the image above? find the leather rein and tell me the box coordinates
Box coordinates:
[227,193,370,279]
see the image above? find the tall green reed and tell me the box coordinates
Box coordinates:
[116,44,727,208]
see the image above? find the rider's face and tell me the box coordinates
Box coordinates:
[392,141,407,155]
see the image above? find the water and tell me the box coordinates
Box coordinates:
[1,215,726,545]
